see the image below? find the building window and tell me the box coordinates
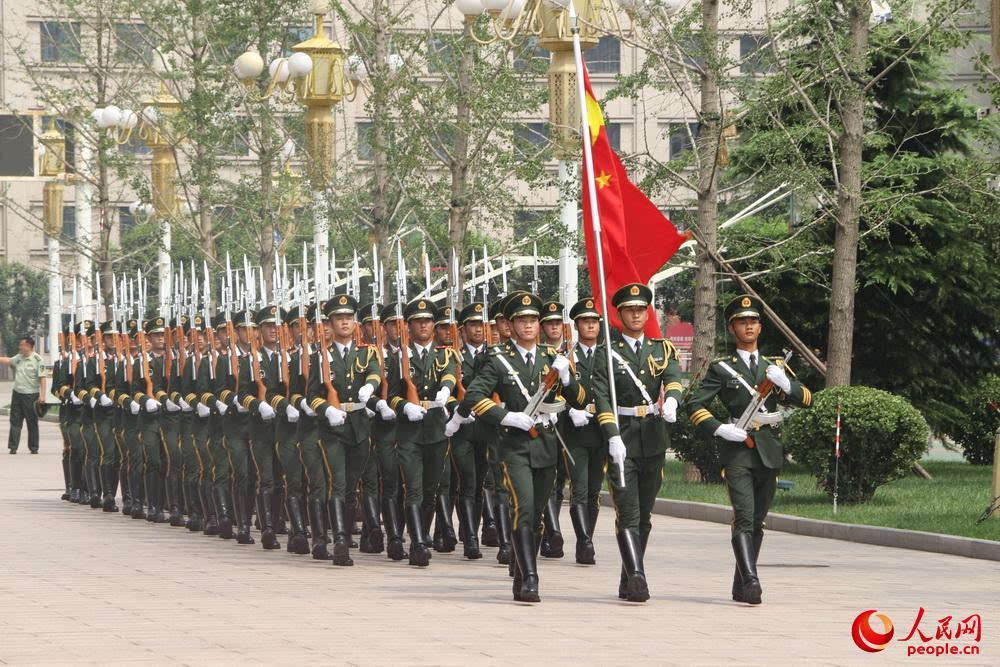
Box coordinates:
[514,122,550,158]
[40,22,82,63]
[677,34,705,70]
[605,122,622,152]
[668,122,699,160]
[61,206,76,241]
[118,206,136,239]
[222,118,251,157]
[115,23,152,64]
[739,34,770,74]
[281,25,312,57]
[356,121,373,161]
[426,37,458,75]
[0,115,35,176]
[587,36,620,74]
[513,37,548,73]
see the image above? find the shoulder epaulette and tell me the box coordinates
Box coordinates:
[545,345,556,355]
[650,337,664,343]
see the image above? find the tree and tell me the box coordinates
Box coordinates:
[0,263,48,358]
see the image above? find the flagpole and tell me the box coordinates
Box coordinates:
[568,3,622,486]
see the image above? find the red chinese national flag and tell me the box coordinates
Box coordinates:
[581,62,686,337]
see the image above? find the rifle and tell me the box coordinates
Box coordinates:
[481,245,496,345]
[298,243,310,392]
[202,260,214,380]
[68,277,78,377]
[735,350,794,449]
[351,250,363,346]
[137,272,153,397]
[449,249,465,402]
[395,241,419,404]
[95,273,106,393]
[371,244,388,401]
[315,243,340,409]
[274,254,290,395]
[244,257,266,402]
[124,277,134,385]
[163,266,174,395]
[187,261,198,379]
[224,252,240,392]
[176,267,187,382]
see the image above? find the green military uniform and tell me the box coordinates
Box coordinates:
[71,321,104,509]
[593,283,683,603]
[458,293,589,602]
[208,316,240,540]
[106,327,132,514]
[130,316,170,523]
[386,298,458,567]
[186,315,221,536]
[117,320,145,519]
[221,314,255,543]
[562,298,606,565]
[281,322,312,556]
[51,340,73,500]
[431,305,459,555]
[176,315,206,533]
[88,321,120,512]
[304,294,383,566]
[686,294,813,605]
[538,300,567,559]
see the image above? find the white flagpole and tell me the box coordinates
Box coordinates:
[568,3,623,488]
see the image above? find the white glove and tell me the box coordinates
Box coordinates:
[145,398,160,413]
[444,412,463,437]
[569,407,592,428]
[661,396,678,423]
[376,399,396,421]
[500,411,535,432]
[299,399,317,417]
[325,405,347,427]
[608,435,627,487]
[766,364,792,394]
[99,394,113,407]
[71,393,83,406]
[552,355,572,385]
[435,386,451,405]
[365,408,375,418]
[285,404,300,423]
[215,399,229,416]
[88,397,97,408]
[715,423,749,442]
[460,413,475,424]
[258,402,276,420]
[403,402,427,422]
[129,401,141,415]
[357,383,375,403]
[196,403,211,418]
[165,398,181,413]
[235,402,248,413]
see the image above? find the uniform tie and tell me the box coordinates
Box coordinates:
[749,352,758,378]
[586,348,593,361]
[525,352,533,369]
[634,340,641,355]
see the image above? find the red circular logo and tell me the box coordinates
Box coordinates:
[852,610,894,652]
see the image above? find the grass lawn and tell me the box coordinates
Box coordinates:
[658,459,1000,542]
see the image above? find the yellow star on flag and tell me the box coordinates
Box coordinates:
[586,92,605,144]
[595,169,612,189]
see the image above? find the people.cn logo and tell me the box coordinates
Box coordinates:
[852,610,895,652]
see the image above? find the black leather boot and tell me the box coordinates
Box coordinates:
[167,474,184,526]
[118,462,130,513]
[480,489,499,547]
[328,497,354,566]
[62,456,73,501]
[214,485,234,539]
[100,464,119,512]
[146,473,167,523]
[185,479,203,531]
[460,498,482,560]
[495,502,512,565]
[70,457,83,504]
[359,494,384,554]
[309,498,332,560]
[405,503,431,567]
[435,494,457,553]
[511,525,540,603]
[539,498,563,558]
[732,532,762,605]
[258,490,280,550]
[617,529,649,602]
[588,503,600,533]
[285,494,310,554]
[87,461,103,508]
[732,530,763,601]
[129,465,145,519]
[383,499,407,561]
[235,489,255,544]
[273,490,287,535]
[569,504,595,565]
[345,498,360,549]
[202,480,220,536]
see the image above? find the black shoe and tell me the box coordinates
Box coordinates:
[511,525,540,603]
[30,450,37,455]
[569,504,596,565]
[383,499,407,561]
[617,529,649,602]
[539,498,564,558]
[329,498,354,566]
[359,494,384,554]
[309,498,332,560]
[203,515,220,536]
[405,503,431,567]
[460,498,482,560]
[732,532,762,605]
[495,502,512,565]
[8,449,14,455]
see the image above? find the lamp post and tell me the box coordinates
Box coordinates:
[40,118,66,364]
[455,0,618,304]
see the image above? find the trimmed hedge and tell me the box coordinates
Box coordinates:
[783,385,930,504]
[670,397,726,484]
[946,374,1000,465]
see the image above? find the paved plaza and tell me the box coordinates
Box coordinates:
[0,419,996,666]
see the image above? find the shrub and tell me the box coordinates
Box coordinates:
[783,386,930,504]
[671,397,726,484]
[947,374,1000,465]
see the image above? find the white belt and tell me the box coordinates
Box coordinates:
[536,402,566,415]
[418,400,446,410]
[342,402,368,413]
[617,404,659,418]
[584,404,596,414]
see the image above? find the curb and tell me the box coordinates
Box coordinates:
[600,492,1000,562]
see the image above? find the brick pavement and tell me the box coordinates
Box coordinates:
[0,420,997,666]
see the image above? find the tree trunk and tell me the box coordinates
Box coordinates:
[825,1,870,387]
[692,0,720,372]
[447,19,475,307]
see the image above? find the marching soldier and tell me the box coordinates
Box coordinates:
[160,323,185,527]
[131,316,170,523]
[72,320,103,509]
[120,319,146,519]
[189,316,221,535]
[431,305,459,554]
[592,283,683,603]
[221,311,255,543]
[206,314,236,539]
[92,321,120,512]
[538,300,566,559]
[451,293,588,602]
[178,315,206,532]
[355,302,388,555]
[52,330,73,500]
[686,294,812,606]
[386,298,457,567]
[281,315,311,555]
[563,298,605,565]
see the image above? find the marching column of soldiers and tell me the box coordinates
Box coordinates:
[50,249,811,605]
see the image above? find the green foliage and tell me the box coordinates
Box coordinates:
[784,386,930,504]
[668,396,725,484]
[0,263,48,356]
[946,375,1000,465]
